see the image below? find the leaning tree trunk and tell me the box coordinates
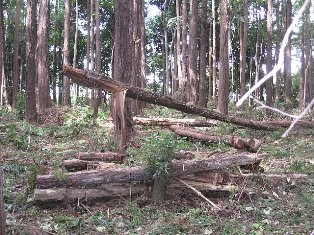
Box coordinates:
[62,66,314,131]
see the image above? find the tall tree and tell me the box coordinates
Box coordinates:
[73,0,79,106]
[198,0,208,108]
[180,0,187,97]
[304,5,312,105]
[12,0,21,109]
[112,0,134,149]
[187,0,198,104]
[174,0,181,94]
[218,0,229,114]
[63,0,71,105]
[284,0,292,105]
[0,0,8,107]
[266,0,273,107]
[93,0,101,125]
[240,0,248,99]
[162,0,170,96]
[25,0,37,121]
[0,166,5,235]
[37,0,50,111]
[299,21,305,109]
[212,0,217,104]
[52,0,59,103]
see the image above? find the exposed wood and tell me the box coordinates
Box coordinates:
[36,153,267,189]
[62,66,314,130]
[133,117,218,127]
[169,125,262,152]
[64,159,98,171]
[75,152,126,163]
[34,184,147,201]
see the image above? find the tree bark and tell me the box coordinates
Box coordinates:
[26,0,37,122]
[63,0,71,106]
[37,0,50,111]
[36,153,267,189]
[63,66,314,130]
[174,0,181,94]
[284,0,292,106]
[212,0,217,104]
[304,4,312,105]
[34,185,147,201]
[180,0,188,96]
[0,0,8,107]
[240,0,249,99]
[0,166,5,235]
[169,125,262,152]
[187,0,198,104]
[76,152,126,162]
[266,0,273,107]
[218,0,229,114]
[199,0,208,108]
[12,0,21,110]
[299,22,305,109]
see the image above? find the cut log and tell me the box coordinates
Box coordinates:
[64,159,99,172]
[169,125,262,152]
[34,183,147,201]
[75,152,126,163]
[62,66,314,131]
[36,153,267,189]
[133,117,218,127]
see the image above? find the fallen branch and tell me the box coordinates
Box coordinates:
[176,178,221,209]
[36,153,267,189]
[62,66,314,130]
[169,125,262,152]
[133,117,218,127]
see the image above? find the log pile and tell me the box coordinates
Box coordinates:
[34,152,268,201]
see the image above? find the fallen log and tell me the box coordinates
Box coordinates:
[63,66,314,130]
[133,117,218,127]
[36,153,267,189]
[169,125,262,152]
[64,159,99,171]
[34,184,147,201]
[75,152,126,163]
[230,173,310,183]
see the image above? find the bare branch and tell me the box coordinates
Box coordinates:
[282,98,314,137]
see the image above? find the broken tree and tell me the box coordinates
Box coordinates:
[62,66,314,131]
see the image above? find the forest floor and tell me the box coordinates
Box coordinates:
[0,104,313,235]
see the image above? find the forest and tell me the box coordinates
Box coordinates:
[0,0,313,234]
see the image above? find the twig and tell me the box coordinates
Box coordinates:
[251,96,298,119]
[176,178,221,209]
[79,201,93,215]
[236,0,311,107]
[282,98,314,137]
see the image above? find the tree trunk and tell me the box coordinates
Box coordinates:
[63,66,314,131]
[36,153,267,189]
[180,0,187,96]
[37,0,50,111]
[299,22,305,109]
[284,0,292,106]
[187,0,198,104]
[25,0,37,122]
[240,0,248,99]
[208,17,213,102]
[212,0,217,104]
[169,125,262,152]
[12,0,21,110]
[0,166,5,235]
[304,5,312,105]
[217,0,229,114]
[75,152,126,162]
[73,0,79,106]
[274,2,281,107]
[93,0,101,125]
[266,0,273,107]
[0,0,8,107]
[199,0,208,108]
[52,0,58,103]
[113,0,134,149]
[63,0,71,106]
[175,0,181,94]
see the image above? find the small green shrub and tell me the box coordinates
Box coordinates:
[16,92,25,117]
[65,106,94,135]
